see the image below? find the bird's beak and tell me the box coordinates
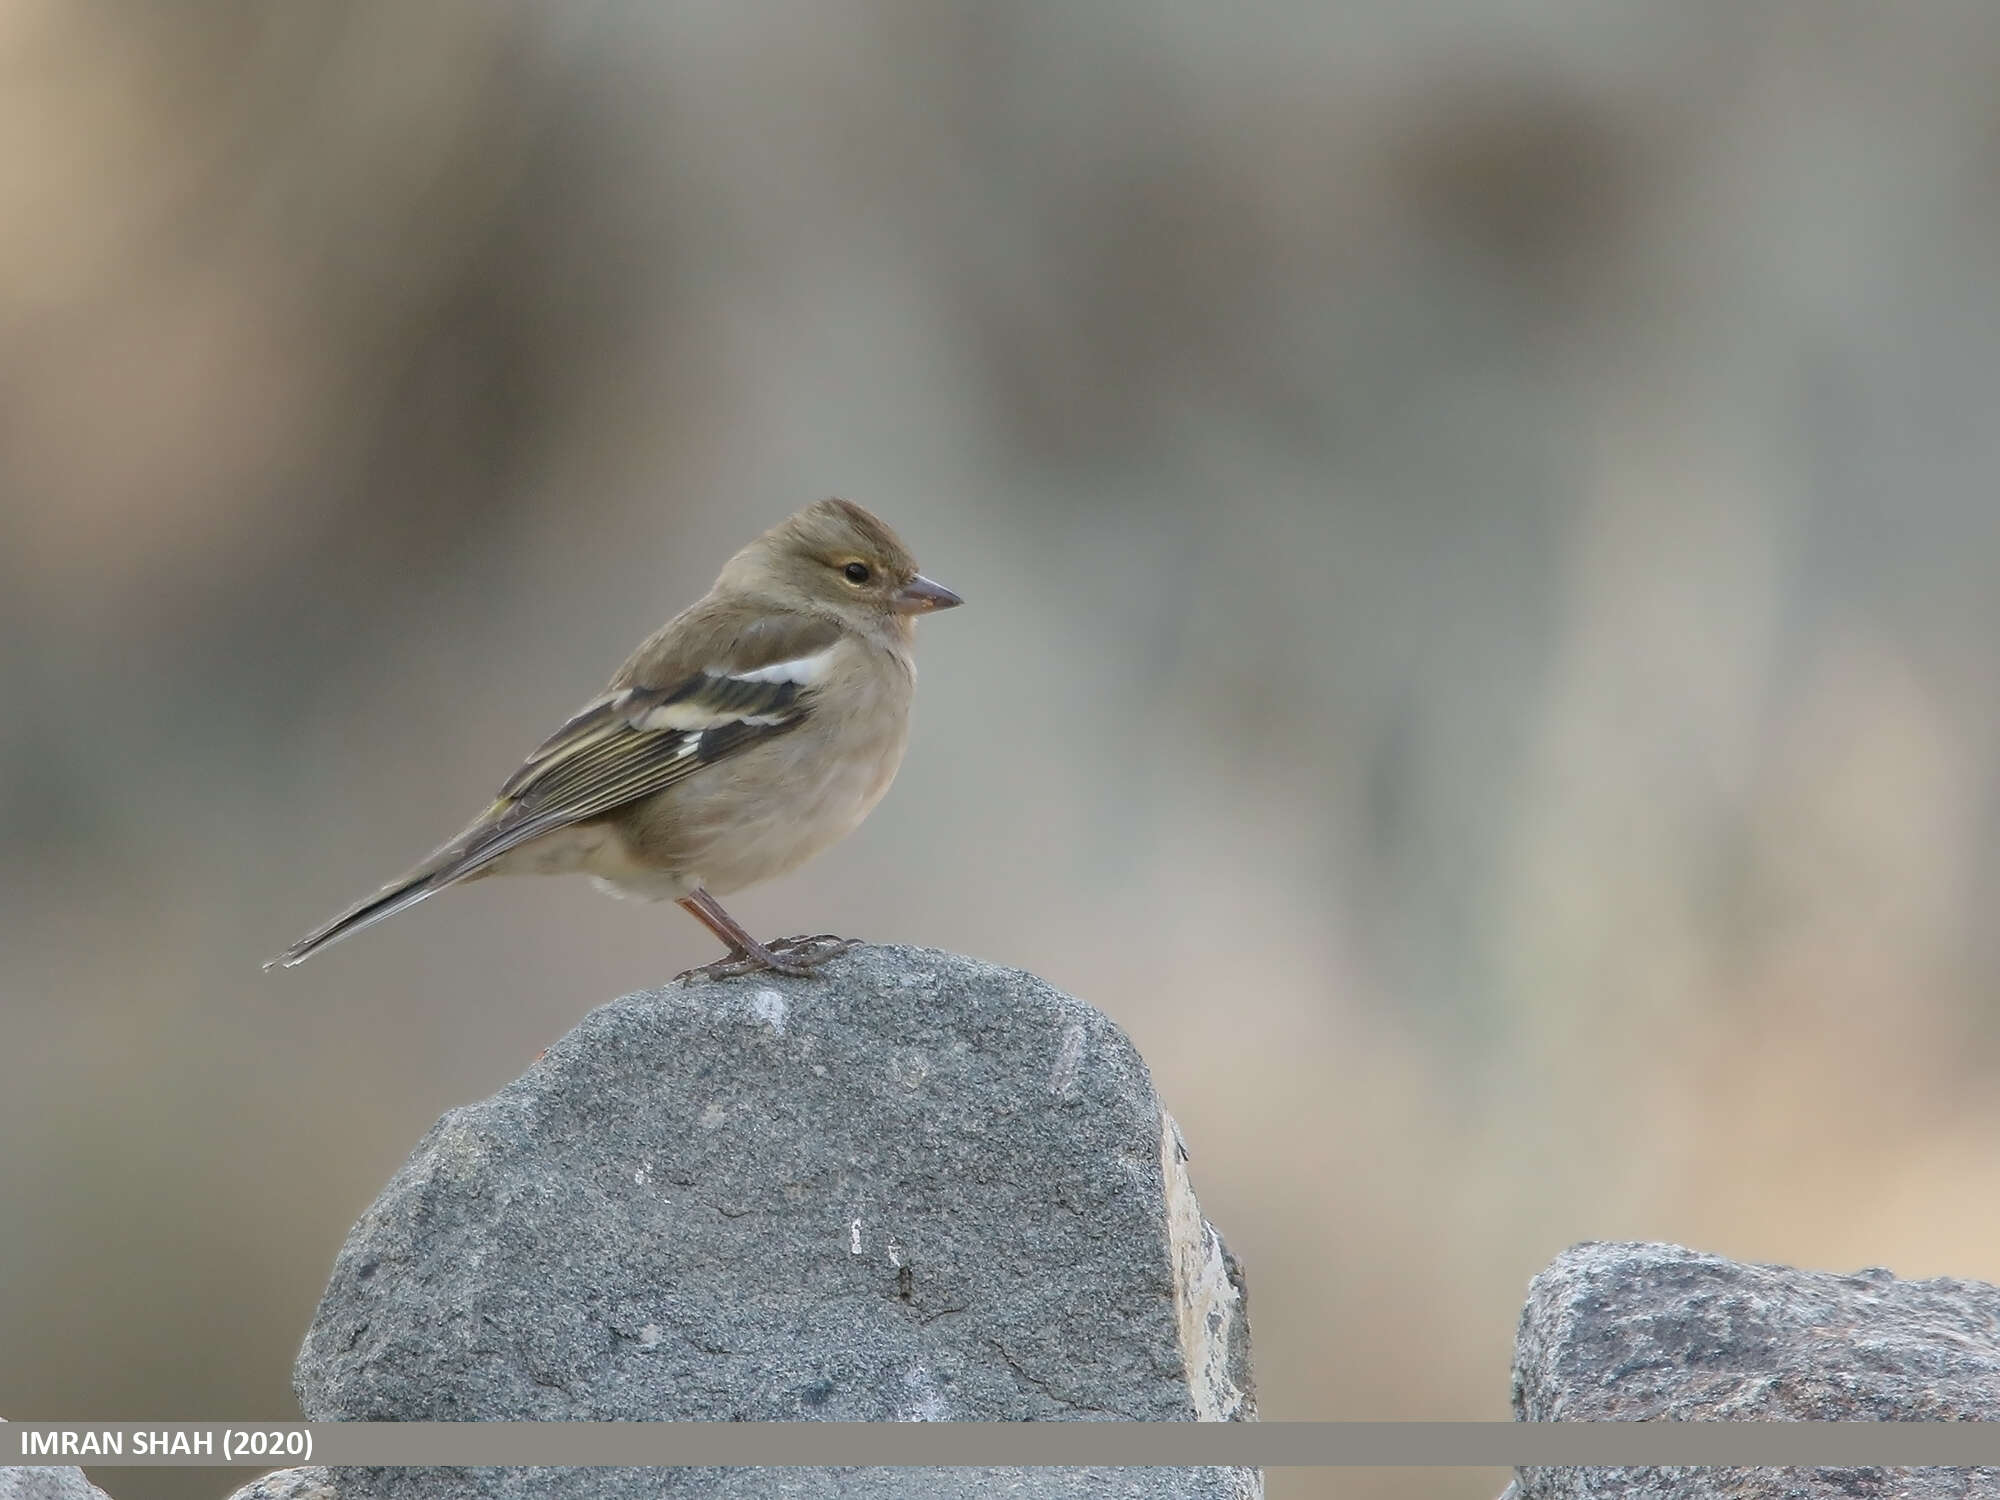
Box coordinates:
[892,574,962,614]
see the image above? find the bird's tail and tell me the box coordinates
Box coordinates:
[264,816,503,971]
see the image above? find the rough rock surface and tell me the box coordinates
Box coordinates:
[227,1473,341,1500]
[0,1465,114,1500]
[1508,1240,2000,1500]
[285,945,1256,1500]
[0,1420,116,1500]
[234,1472,1261,1500]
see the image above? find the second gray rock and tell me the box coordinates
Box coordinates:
[1509,1240,2000,1500]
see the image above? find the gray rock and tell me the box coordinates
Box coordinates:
[226,1472,341,1500]
[0,1420,116,1500]
[289,945,1255,1500]
[1511,1240,2000,1500]
[0,1466,114,1500]
[232,1471,1262,1500]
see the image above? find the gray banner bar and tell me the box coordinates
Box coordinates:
[11,1423,2000,1468]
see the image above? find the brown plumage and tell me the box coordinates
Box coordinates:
[268,499,961,976]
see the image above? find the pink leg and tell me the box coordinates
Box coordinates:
[676,889,818,978]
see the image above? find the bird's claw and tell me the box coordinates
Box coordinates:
[677,934,860,983]
[769,933,861,962]
[678,952,790,981]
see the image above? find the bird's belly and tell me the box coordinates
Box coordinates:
[487,821,696,900]
[618,714,910,898]
[688,736,905,894]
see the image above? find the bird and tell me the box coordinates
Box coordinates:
[268,498,960,977]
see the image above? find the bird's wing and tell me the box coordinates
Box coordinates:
[478,609,847,856]
[266,610,844,968]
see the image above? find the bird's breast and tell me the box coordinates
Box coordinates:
[610,641,916,897]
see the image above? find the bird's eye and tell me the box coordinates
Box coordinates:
[843,561,872,584]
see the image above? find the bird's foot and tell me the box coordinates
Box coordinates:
[768,933,862,966]
[678,950,802,981]
[677,933,859,982]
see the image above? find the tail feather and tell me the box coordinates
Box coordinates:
[265,822,504,970]
[264,875,447,970]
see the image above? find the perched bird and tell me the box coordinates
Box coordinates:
[268,499,960,977]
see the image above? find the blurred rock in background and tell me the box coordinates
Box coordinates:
[1508,1241,2000,1498]
[4,5,2000,1500]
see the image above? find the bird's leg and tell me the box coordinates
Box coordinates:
[675,889,818,979]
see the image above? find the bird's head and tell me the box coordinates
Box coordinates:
[725,498,962,638]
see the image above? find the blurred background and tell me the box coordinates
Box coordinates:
[4,2,2000,1498]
